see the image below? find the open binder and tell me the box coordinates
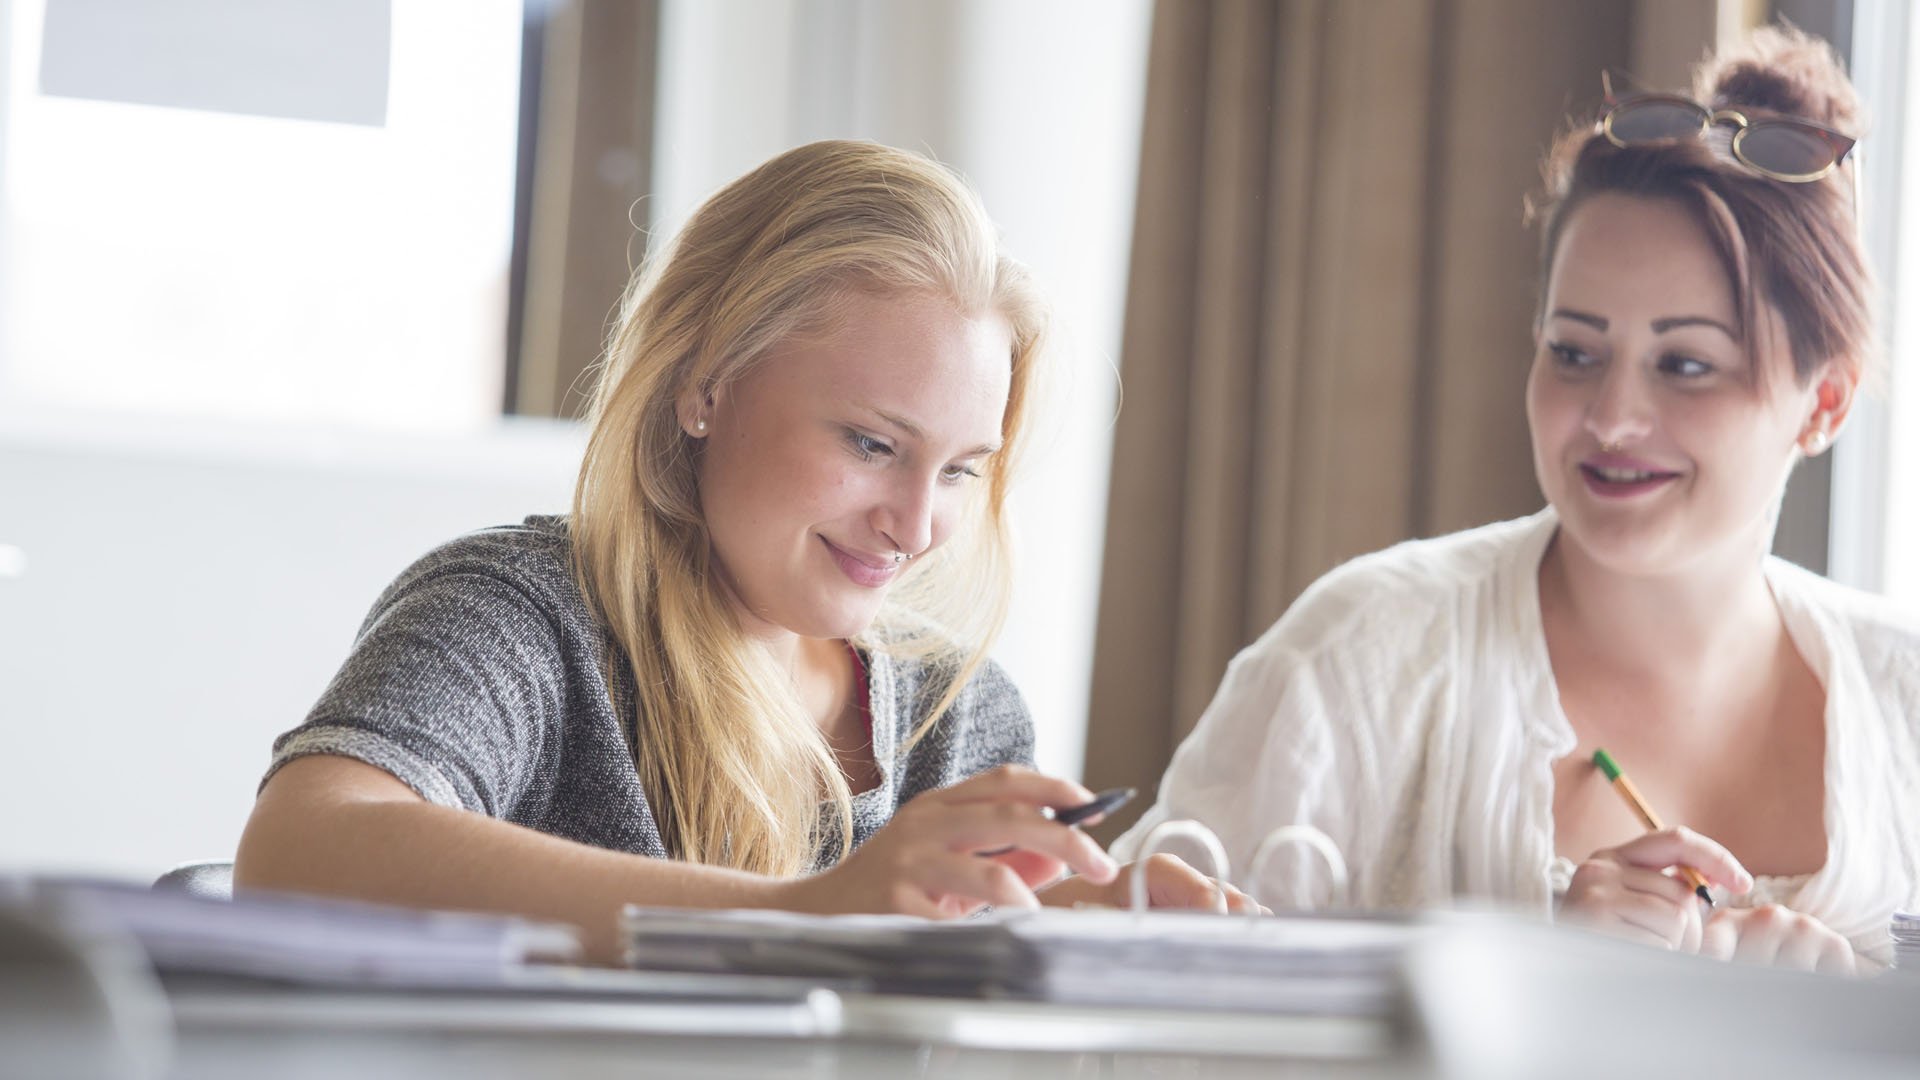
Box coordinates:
[620,904,1419,1016]
[621,817,1418,1016]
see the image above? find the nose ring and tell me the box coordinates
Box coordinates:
[892,551,913,565]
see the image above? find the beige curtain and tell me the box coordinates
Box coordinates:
[1085,0,1731,838]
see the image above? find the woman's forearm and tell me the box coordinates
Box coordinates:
[234,757,793,964]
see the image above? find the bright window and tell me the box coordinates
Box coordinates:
[1836,0,1917,603]
[1883,4,1920,605]
[0,0,523,432]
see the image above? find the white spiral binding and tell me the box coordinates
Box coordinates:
[1245,823,1349,914]
[1127,819,1349,915]
[1128,820,1231,914]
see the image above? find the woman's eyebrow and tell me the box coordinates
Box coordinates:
[1651,314,1738,339]
[863,405,925,441]
[860,404,1001,457]
[1549,308,1607,330]
[1549,308,1738,340]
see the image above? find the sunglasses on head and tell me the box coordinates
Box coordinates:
[1597,70,1856,183]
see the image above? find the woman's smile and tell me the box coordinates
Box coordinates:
[1578,450,1684,499]
[820,536,901,589]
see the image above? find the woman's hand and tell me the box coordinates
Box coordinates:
[1038,852,1267,914]
[1558,827,1753,952]
[1700,904,1857,975]
[783,765,1120,919]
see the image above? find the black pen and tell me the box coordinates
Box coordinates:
[978,786,1136,857]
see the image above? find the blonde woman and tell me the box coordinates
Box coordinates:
[236,141,1247,963]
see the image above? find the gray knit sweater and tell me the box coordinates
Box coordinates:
[264,516,1034,864]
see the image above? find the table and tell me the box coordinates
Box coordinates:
[160,973,1418,1079]
[13,900,1920,1079]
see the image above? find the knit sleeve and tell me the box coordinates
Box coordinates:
[262,568,570,819]
[892,656,1036,805]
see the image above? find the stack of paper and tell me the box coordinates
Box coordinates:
[621,905,1420,1016]
[1006,908,1414,1015]
[18,878,580,988]
[1893,911,1920,973]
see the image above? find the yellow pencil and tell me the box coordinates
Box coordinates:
[1592,748,1715,908]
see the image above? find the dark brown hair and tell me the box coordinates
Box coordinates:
[1530,25,1875,388]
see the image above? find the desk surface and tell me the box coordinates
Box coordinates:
[156,920,1920,1080]
[13,900,1920,1080]
[165,983,1416,1080]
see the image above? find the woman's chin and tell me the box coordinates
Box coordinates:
[787,593,887,642]
[1552,503,1687,577]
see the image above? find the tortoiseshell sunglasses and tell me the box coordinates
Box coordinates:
[1598,70,1856,183]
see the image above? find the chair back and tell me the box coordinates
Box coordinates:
[152,861,233,902]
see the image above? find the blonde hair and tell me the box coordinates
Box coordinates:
[570,140,1049,877]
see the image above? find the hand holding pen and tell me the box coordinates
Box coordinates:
[783,765,1121,920]
[1592,749,1717,907]
[1000,786,1265,914]
[1558,748,1753,953]
[976,785,1136,857]
[1567,749,1857,974]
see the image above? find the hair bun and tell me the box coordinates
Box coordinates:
[1696,23,1862,135]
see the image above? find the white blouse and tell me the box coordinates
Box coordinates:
[1112,509,1920,965]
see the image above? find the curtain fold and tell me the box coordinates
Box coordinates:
[1088,0,1653,839]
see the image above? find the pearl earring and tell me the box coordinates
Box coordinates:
[694,419,708,434]
[1805,429,1829,455]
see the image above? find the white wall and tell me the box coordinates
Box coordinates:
[0,414,585,877]
[0,0,552,881]
[654,0,1153,779]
